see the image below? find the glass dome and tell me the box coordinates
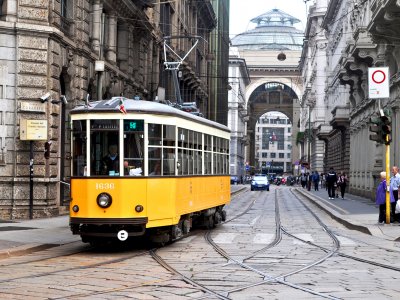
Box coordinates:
[231,9,304,51]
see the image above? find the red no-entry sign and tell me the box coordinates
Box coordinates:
[368,67,389,98]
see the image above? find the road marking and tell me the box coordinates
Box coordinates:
[213,233,237,244]
[253,233,274,244]
[250,216,260,226]
[293,233,314,245]
[337,236,356,246]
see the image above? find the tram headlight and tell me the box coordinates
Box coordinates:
[72,205,79,212]
[97,193,112,208]
[135,205,144,212]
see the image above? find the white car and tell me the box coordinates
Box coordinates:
[251,175,270,191]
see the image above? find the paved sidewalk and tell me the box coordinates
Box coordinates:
[0,185,247,258]
[296,186,400,241]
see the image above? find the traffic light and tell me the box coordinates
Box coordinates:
[380,113,392,145]
[44,141,51,159]
[369,116,383,144]
[369,110,392,145]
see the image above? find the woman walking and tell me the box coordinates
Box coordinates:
[376,172,387,224]
[337,172,348,199]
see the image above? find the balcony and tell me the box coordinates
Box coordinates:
[330,106,350,130]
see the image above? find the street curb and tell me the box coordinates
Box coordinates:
[294,188,373,236]
[231,186,247,196]
[0,243,56,260]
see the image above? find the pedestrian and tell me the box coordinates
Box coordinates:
[337,172,348,199]
[300,173,307,189]
[326,168,337,200]
[313,171,320,191]
[376,171,387,224]
[390,166,400,222]
[307,172,312,191]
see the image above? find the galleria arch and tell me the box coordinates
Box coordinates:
[245,79,301,170]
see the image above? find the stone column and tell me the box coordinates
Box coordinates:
[91,0,102,54]
[106,13,117,64]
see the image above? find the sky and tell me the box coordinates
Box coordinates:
[229,0,309,38]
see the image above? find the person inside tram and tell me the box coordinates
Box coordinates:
[124,160,142,176]
[102,144,119,175]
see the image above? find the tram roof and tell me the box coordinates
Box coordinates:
[70,97,230,132]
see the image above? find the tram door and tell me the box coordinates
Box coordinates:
[123,120,144,175]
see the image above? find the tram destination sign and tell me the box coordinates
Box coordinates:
[124,120,144,132]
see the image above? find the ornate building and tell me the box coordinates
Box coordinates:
[0,0,226,219]
[231,9,302,171]
[301,0,400,200]
[228,47,250,178]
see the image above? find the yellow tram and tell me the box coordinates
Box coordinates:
[69,97,230,244]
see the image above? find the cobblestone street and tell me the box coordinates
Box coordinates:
[1,185,400,299]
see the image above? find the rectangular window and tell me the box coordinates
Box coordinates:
[163,125,175,146]
[279,153,284,158]
[148,147,161,176]
[270,153,276,158]
[163,148,175,175]
[148,123,162,146]
[90,119,120,176]
[72,120,87,176]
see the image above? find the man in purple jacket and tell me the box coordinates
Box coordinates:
[376,171,396,224]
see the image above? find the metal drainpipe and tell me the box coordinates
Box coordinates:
[11,34,19,219]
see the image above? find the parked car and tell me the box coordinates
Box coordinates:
[230,175,240,185]
[251,174,270,191]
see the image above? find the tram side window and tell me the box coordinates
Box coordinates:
[163,148,175,175]
[163,125,175,146]
[90,120,119,176]
[72,120,87,176]
[123,120,144,176]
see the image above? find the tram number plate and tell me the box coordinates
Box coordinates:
[95,183,115,190]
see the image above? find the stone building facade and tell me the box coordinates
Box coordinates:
[301,0,400,200]
[0,0,225,219]
[228,47,250,179]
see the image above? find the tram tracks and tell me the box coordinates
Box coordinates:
[203,189,341,300]
[153,188,342,299]
[290,188,400,273]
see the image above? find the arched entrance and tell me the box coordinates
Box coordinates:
[246,80,301,172]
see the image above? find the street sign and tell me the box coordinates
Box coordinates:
[368,67,389,98]
[245,165,250,171]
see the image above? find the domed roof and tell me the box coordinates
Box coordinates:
[231,9,304,51]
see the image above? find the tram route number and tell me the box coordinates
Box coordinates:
[95,183,115,190]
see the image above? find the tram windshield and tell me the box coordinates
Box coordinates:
[90,120,119,176]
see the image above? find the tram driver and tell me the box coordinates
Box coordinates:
[102,144,119,175]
